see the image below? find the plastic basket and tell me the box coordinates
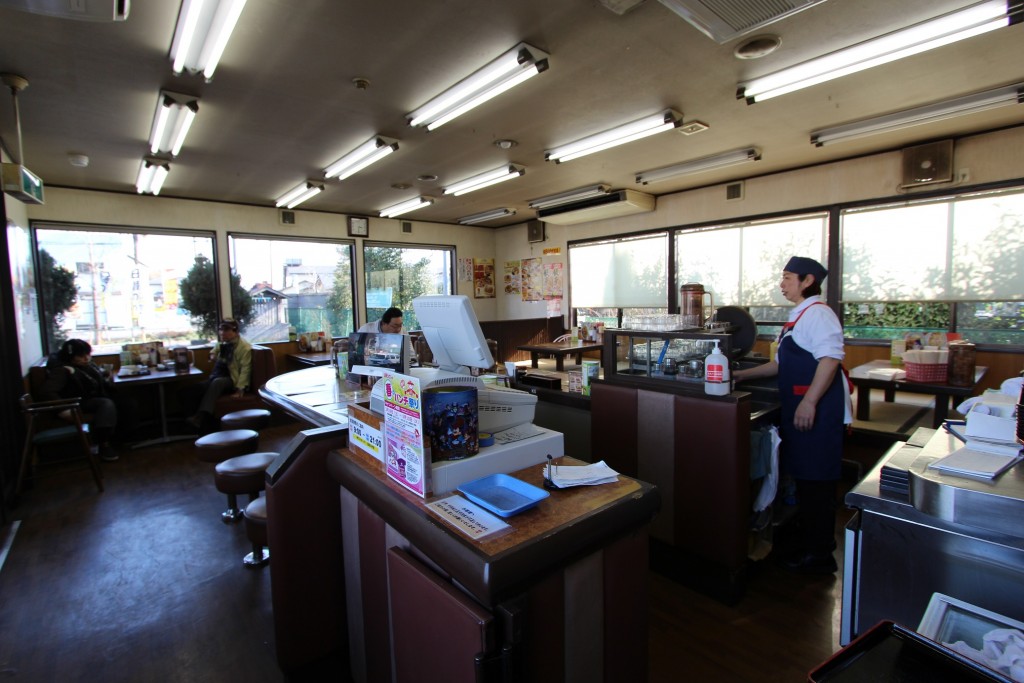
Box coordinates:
[904,361,947,383]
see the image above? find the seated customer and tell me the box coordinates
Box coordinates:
[358,307,403,334]
[40,338,127,461]
[184,318,252,433]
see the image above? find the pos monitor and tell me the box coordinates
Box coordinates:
[412,295,493,377]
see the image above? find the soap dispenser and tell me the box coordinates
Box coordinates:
[704,339,730,396]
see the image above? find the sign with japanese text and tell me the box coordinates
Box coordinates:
[381,371,429,497]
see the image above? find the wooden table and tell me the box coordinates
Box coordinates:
[517,340,603,371]
[114,366,203,447]
[848,359,986,428]
[287,351,334,368]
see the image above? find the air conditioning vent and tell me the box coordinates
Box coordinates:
[656,0,825,43]
[0,0,129,21]
[537,189,655,225]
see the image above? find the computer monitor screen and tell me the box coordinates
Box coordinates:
[347,332,409,375]
[412,295,493,374]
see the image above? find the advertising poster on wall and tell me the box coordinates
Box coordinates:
[543,262,563,300]
[458,257,473,282]
[503,260,521,295]
[521,257,543,301]
[474,258,495,298]
[381,371,429,497]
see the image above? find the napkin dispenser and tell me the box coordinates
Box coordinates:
[965,393,1018,443]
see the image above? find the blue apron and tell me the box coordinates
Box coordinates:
[777,307,844,481]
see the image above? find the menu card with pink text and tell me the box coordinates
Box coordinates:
[381,371,429,497]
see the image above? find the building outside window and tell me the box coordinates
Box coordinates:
[34,225,215,354]
[229,235,355,343]
[362,243,454,330]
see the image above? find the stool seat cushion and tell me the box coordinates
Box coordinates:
[195,429,259,463]
[220,409,271,430]
[244,497,268,548]
[214,452,277,494]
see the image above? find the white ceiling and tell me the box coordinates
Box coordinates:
[1,0,1022,227]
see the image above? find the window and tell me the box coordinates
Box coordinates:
[841,189,1024,344]
[229,235,355,343]
[675,214,827,336]
[569,233,669,326]
[362,243,454,330]
[34,225,215,354]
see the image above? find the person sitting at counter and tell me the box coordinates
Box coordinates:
[184,318,252,433]
[734,256,852,575]
[358,307,404,334]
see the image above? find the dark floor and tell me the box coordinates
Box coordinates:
[0,412,898,682]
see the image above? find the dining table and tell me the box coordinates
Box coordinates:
[114,365,203,448]
[516,340,603,372]
[848,359,987,428]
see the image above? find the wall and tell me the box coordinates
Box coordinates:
[3,179,44,374]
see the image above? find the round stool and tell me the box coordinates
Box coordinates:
[214,452,277,523]
[243,496,269,568]
[195,429,259,464]
[220,408,271,431]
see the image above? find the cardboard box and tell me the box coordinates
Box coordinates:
[965,393,1018,443]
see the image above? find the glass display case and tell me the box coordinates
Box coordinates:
[601,327,733,387]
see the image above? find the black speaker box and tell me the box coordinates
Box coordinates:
[901,140,953,187]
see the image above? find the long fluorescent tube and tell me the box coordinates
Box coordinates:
[458,208,517,225]
[811,83,1024,146]
[443,164,525,196]
[738,0,1016,103]
[170,0,248,79]
[149,91,199,156]
[275,180,324,209]
[380,196,435,219]
[324,136,399,180]
[546,110,682,163]
[408,43,550,131]
[528,184,611,210]
[136,159,170,195]
[636,147,761,184]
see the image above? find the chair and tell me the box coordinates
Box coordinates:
[16,394,103,496]
[243,496,269,568]
[553,334,571,343]
[214,451,277,523]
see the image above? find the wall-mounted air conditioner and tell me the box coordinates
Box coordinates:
[536,189,655,225]
[0,0,129,21]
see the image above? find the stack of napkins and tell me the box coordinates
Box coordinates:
[545,460,619,488]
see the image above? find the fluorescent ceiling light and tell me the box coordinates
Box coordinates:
[380,196,435,219]
[811,83,1024,146]
[275,180,324,209]
[324,136,399,180]
[458,208,517,225]
[528,184,611,210]
[170,0,247,79]
[636,147,761,184]
[545,110,683,163]
[136,158,170,195]
[149,91,198,156]
[443,164,525,196]
[738,0,1015,103]
[408,43,549,131]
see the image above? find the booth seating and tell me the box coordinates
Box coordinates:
[211,344,276,419]
[213,451,277,523]
[220,408,271,431]
[243,496,269,568]
[16,393,103,496]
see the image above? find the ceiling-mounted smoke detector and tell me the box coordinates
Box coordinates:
[656,0,827,44]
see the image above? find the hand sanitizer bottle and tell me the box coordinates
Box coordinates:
[704,339,730,396]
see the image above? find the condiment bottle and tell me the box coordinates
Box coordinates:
[704,339,730,396]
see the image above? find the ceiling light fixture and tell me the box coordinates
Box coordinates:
[408,42,550,131]
[275,180,324,209]
[458,208,517,225]
[545,109,683,163]
[380,196,435,219]
[528,184,611,210]
[636,147,761,184]
[442,164,525,196]
[170,0,248,79]
[811,83,1024,146]
[136,158,170,195]
[738,0,1017,103]
[149,91,199,156]
[323,136,399,180]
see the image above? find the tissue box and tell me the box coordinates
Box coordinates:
[965,393,1018,443]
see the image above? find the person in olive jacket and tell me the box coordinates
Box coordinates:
[184,318,252,434]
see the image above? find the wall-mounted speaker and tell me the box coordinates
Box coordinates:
[279,209,295,225]
[901,140,953,188]
[402,221,412,233]
[527,220,545,243]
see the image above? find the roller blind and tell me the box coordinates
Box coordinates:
[569,233,668,308]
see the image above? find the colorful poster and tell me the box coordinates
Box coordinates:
[458,257,474,282]
[382,371,428,497]
[474,258,495,298]
[543,262,564,300]
[503,260,521,296]
[521,257,543,301]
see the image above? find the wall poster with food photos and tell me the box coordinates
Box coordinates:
[521,257,543,301]
[503,260,521,295]
[473,258,495,299]
[543,262,563,300]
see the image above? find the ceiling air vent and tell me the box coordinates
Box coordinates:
[656,0,827,43]
[537,190,655,225]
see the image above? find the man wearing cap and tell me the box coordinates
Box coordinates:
[734,256,852,575]
[185,318,253,433]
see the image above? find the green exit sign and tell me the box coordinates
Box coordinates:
[2,163,45,205]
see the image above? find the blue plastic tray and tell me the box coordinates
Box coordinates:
[457,473,549,518]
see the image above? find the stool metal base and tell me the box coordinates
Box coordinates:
[244,547,269,568]
[222,507,243,523]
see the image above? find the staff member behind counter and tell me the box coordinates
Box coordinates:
[734,256,852,575]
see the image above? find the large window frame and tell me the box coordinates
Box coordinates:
[361,241,455,331]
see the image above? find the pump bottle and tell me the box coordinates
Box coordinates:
[704,339,730,396]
